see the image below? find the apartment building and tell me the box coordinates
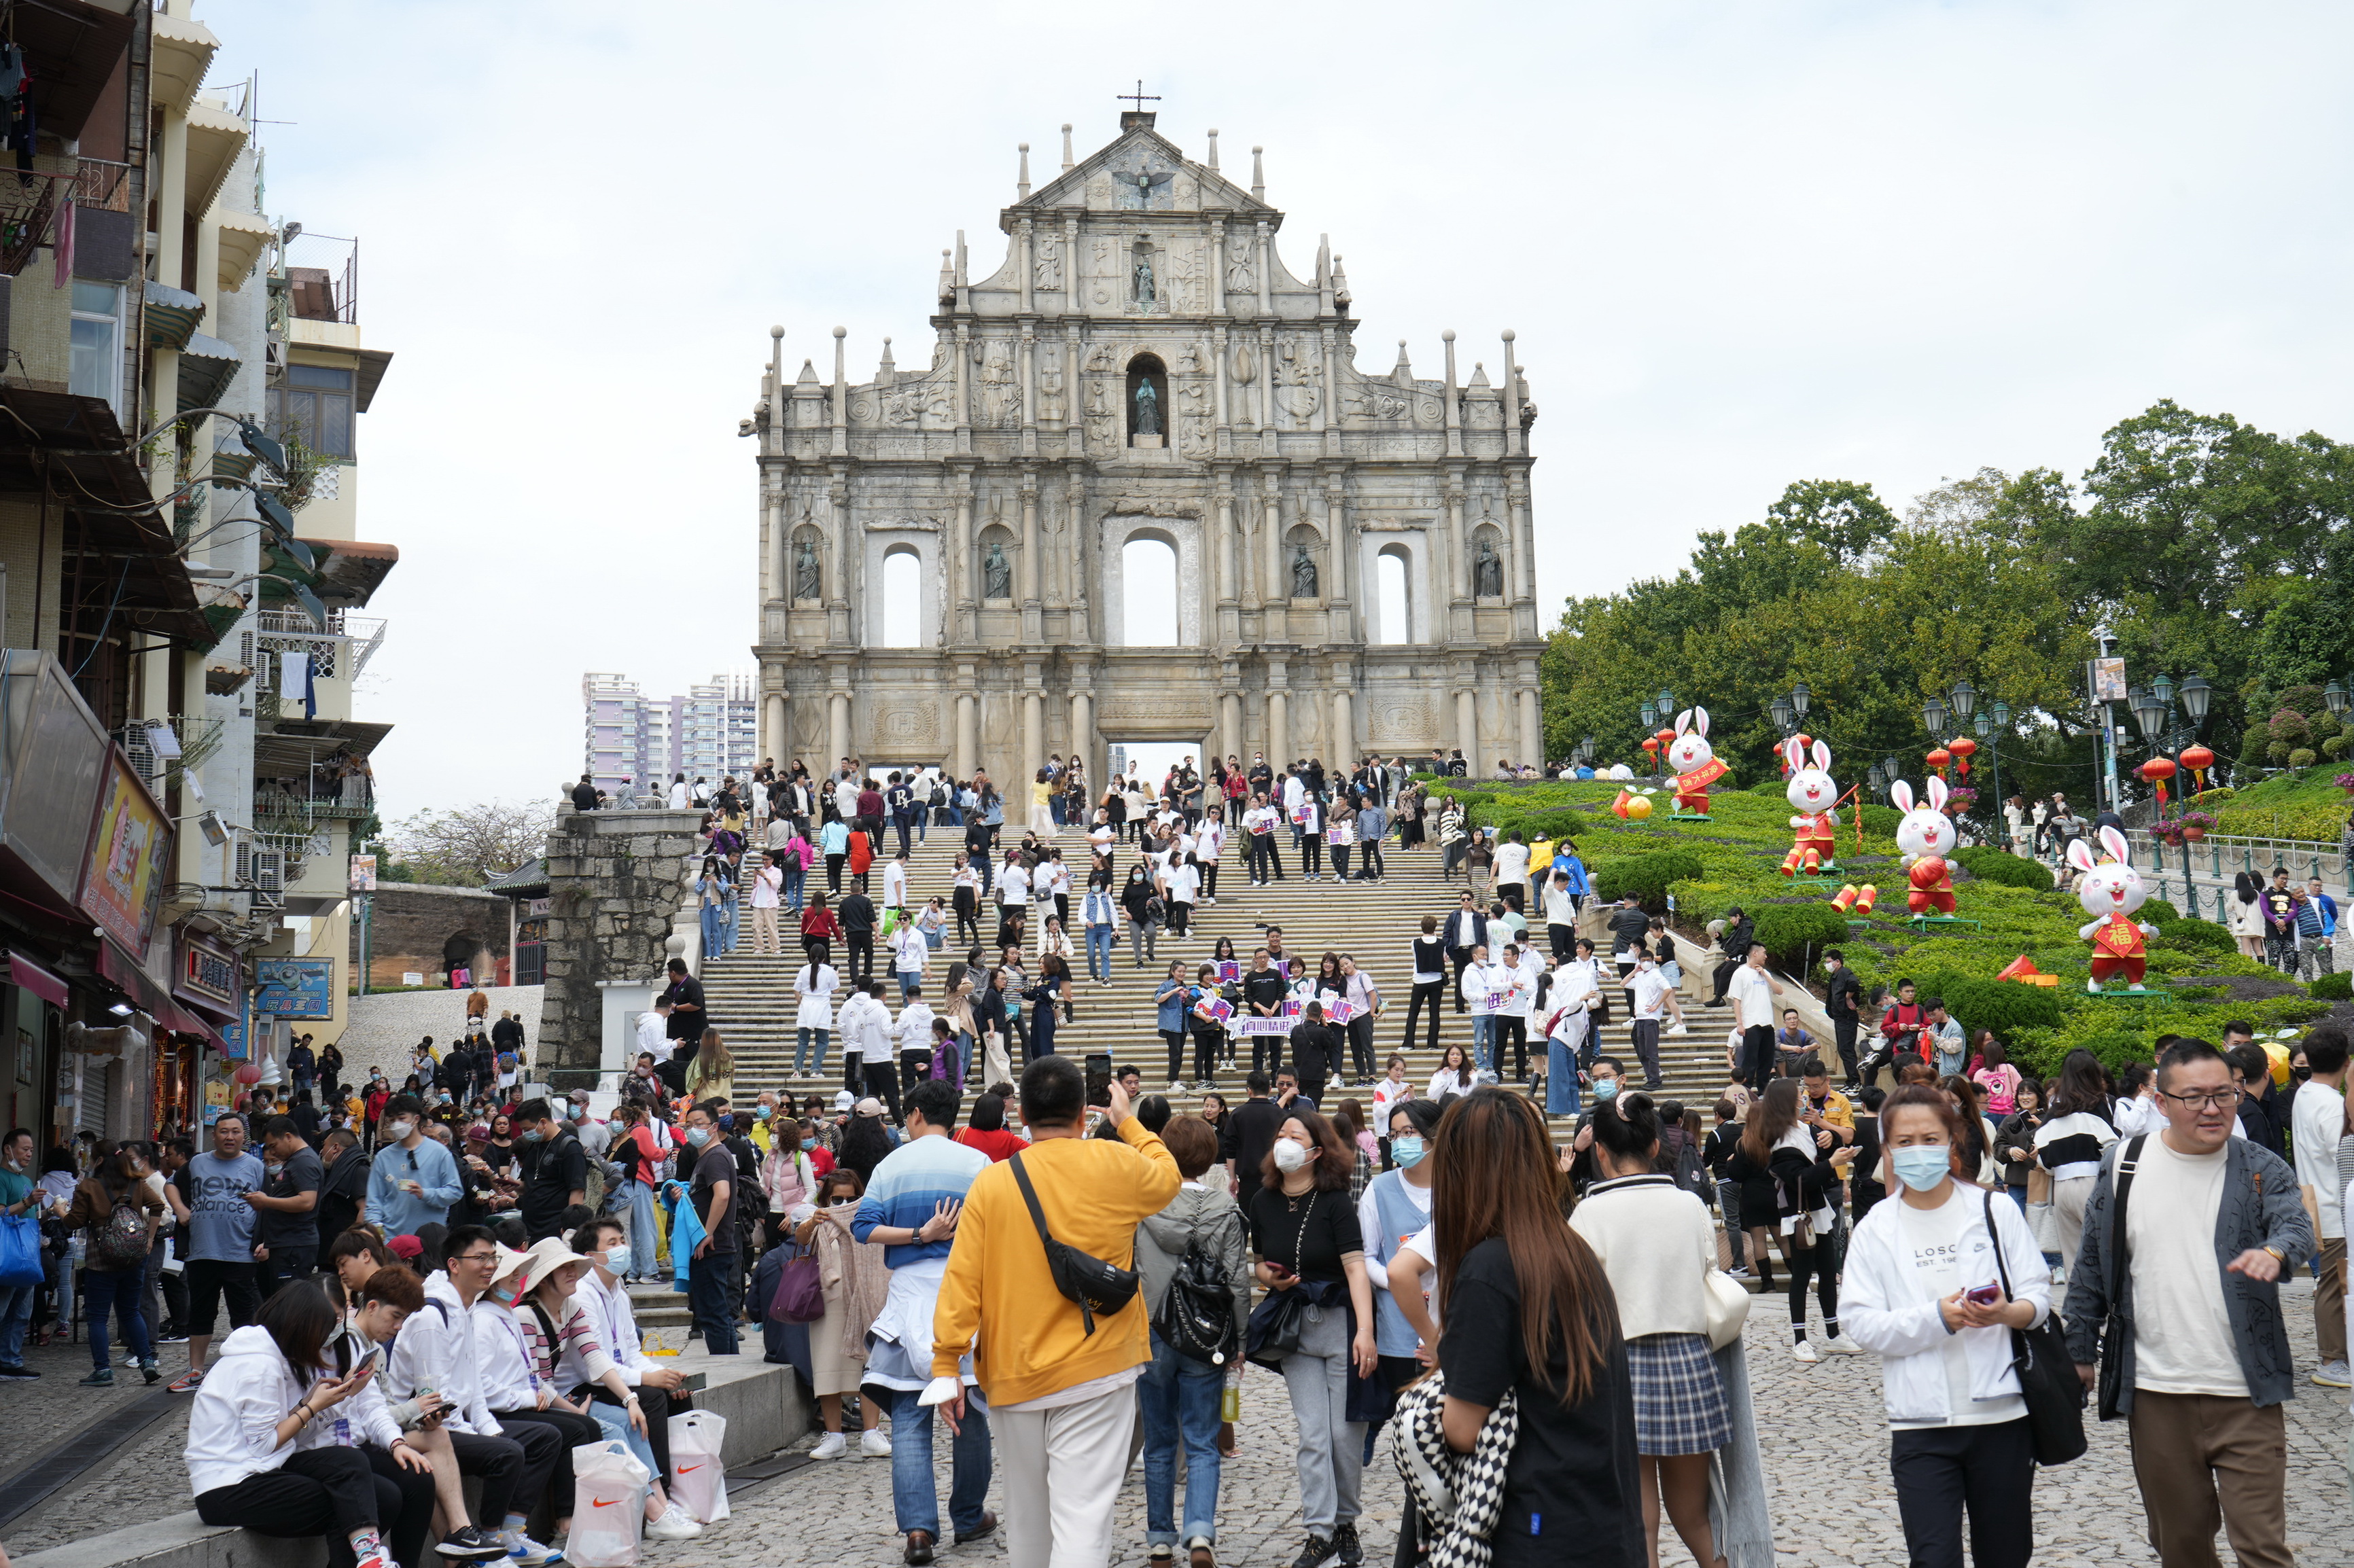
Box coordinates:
[0,1,396,1148]
[583,672,755,798]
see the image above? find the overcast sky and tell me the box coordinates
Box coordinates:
[198,0,2354,821]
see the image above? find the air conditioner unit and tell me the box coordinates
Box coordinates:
[251,849,285,895]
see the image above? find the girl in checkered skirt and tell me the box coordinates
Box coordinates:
[1570,1091,1734,1568]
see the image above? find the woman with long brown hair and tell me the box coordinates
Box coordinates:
[1430,1088,1642,1567]
[1735,1079,1856,1361]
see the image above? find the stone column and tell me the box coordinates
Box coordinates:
[953,322,972,456]
[1023,688,1044,789]
[763,690,788,766]
[1018,217,1034,315]
[1221,689,1243,764]
[955,689,978,779]
[1331,684,1355,767]
[1255,221,1272,316]
[1264,468,1287,617]
[1209,218,1227,320]
[1443,481,1469,641]
[952,481,975,639]
[830,691,852,767]
[1070,690,1095,786]
[1214,479,1239,641]
[1441,329,1463,460]
[1456,687,1479,764]
[1018,321,1036,461]
[828,477,854,645]
[1519,681,1543,769]
[1324,474,1353,642]
[1267,658,1290,764]
[1020,473,1044,643]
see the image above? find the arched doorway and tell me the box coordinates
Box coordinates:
[881,547,923,645]
[1121,535,1180,645]
[1375,546,1411,645]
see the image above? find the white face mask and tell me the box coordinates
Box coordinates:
[385,1120,415,1142]
[1271,1137,1310,1173]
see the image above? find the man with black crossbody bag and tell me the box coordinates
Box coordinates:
[2063,1039,2313,1568]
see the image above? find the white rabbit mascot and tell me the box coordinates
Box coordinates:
[1667,708,1727,815]
[2070,825,2158,991]
[1890,777,1958,914]
[1779,737,1840,875]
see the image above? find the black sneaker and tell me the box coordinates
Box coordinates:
[1333,1522,1363,1567]
[1292,1536,1335,1568]
[437,1527,508,1559]
[0,1362,36,1378]
[155,1328,188,1344]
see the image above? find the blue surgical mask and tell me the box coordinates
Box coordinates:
[1392,1137,1426,1169]
[719,1113,735,1131]
[522,1128,544,1143]
[801,1137,818,1151]
[753,1106,771,1120]
[1594,1079,1619,1100]
[1891,1145,1953,1193]
[599,1245,632,1275]
[686,1126,712,1147]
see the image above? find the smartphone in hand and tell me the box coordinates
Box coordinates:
[1964,1283,2003,1306]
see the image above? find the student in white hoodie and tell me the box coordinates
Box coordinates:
[474,1249,603,1548]
[184,1281,431,1568]
[383,1227,564,1567]
[1842,1083,2052,1568]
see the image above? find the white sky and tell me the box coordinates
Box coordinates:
[197,0,2354,821]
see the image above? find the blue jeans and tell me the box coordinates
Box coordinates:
[1085,924,1116,982]
[1139,1331,1223,1546]
[783,862,805,912]
[897,972,920,1002]
[0,1279,32,1366]
[699,902,726,957]
[628,1181,663,1275]
[796,1027,830,1074]
[888,1385,991,1539]
[1545,1035,1581,1116]
[1471,1015,1495,1073]
[720,901,739,956]
[688,1251,739,1355]
[85,1264,152,1371]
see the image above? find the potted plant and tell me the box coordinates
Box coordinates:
[2176,810,2217,842]
[2153,819,2187,848]
[1944,786,1978,817]
[2336,771,2354,798]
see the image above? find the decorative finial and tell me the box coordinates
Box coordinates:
[1207,128,1220,169]
[1441,328,1456,342]
[1501,328,1515,342]
[770,324,785,339]
[1061,124,1074,170]
[832,325,847,339]
[1017,143,1030,198]
[1251,145,1265,199]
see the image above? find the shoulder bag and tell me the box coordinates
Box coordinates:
[1155,1209,1242,1366]
[1702,1264,1751,1350]
[1009,1152,1138,1336]
[2096,1135,2145,1421]
[1980,1188,2086,1463]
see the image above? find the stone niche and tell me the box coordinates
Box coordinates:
[535,808,705,1086]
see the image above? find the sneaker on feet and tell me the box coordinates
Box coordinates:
[1292,1535,1337,1568]
[1823,1336,1865,1355]
[810,1430,847,1460]
[438,1527,510,1558]
[154,1328,188,1344]
[2313,1359,2353,1389]
[355,1550,395,1568]
[861,1427,894,1457]
[497,1531,563,1567]
[167,1369,204,1393]
[1791,1341,1821,1364]
[141,1358,162,1384]
[644,1505,702,1542]
[0,1362,35,1378]
[1189,1537,1218,1568]
[79,1367,114,1386]
[1333,1521,1364,1566]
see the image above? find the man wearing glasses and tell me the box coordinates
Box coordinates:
[388,1226,564,1565]
[2065,1038,2313,1568]
[366,1094,463,1241]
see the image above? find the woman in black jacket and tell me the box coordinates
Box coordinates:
[1736,1079,1855,1361]
[1122,863,1161,969]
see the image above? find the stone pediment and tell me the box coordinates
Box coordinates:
[1013,124,1272,222]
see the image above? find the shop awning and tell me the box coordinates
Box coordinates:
[7,950,69,1008]
[95,938,215,1041]
[177,332,243,410]
[145,283,205,351]
[253,718,393,772]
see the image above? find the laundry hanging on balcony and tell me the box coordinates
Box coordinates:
[0,45,34,179]
[280,649,316,720]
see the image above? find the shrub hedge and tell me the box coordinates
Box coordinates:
[2308,970,2351,1001]
[1589,850,1705,912]
[2160,917,2235,956]
[1952,847,2053,892]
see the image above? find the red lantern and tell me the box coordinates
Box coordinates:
[1925,747,1952,779]
[1781,732,1812,777]
[2180,743,2215,794]
[1640,736,1659,758]
[233,1061,262,1086]
[1947,736,1977,779]
[2141,755,2177,817]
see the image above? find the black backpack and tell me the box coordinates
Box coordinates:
[1153,1210,1241,1365]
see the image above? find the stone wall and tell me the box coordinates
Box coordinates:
[347,882,511,987]
[537,808,702,1086]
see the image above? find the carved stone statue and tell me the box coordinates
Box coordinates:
[1133,253,1155,303]
[1134,378,1162,436]
[794,535,822,601]
[1034,238,1061,291]
[1227,255,1254,292]
[1291,543,1318,599]
[983,539,1013,599]
[1473,535,1504,598]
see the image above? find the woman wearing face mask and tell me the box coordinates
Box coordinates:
[1736,1080,1856,1361]
[759,1126,818,1249]
[1246,1109,1379,1568]
[793,1169,891,1461]
[1359,1099,1441,1448]
[1842,1084,2051,1568]
[473,1251,603,1544]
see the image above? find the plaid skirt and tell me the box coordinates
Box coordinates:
[1627,1331,1732,1455]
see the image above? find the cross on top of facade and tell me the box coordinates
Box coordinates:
[1118,79,1161,113]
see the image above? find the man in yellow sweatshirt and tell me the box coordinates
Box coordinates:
[928,1057,1180,1568]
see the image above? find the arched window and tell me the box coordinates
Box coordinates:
[1284,524,1323,601]
[976,524,1017,602]
[1375,546,1411,645]
[881,547,923,646]
[1125,353,1168,446]
[1121,535,1180,645]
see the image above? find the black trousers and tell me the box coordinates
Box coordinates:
[1250,834,1283,879]
[1162,1030,1188,1082]
[1448,949,1475,1010]
[194,1445,426,1568]
[1360,842,1385,879]
[900,1049,934,1101]
[1887,1417,2035,1568]
[578,1381,688,1479]
[1402,980,1445,1052]
[953,888,979,944]
[824,853,845,892]
[1741,1024,1777,1092]
[1199,863,1220,899]
[262,1245,317,1297]
[1630,1018,1663,1087]
[864,1057,902,1122]
[802,936,831,968]
[1348,1015,1377,1079]
[1495,1017,1528,1080]
[1192,1023,1221,1081]
[1250,1027,1284,1079]
[186,1255,264,1337]
[491,1406,603,1520]
[846,932,875,986]
[1547,923,1576,962]
[1710,958,1741,1003]
[445,1426,531,1526]
[1832,1016,1861,1084]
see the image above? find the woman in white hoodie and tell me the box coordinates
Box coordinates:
[184,1281,432,1568]
[1842,1083,2052,1568]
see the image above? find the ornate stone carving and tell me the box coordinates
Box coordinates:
[1096,697,1212,729]
[1034,237,1061,291]
[1085,342,1117,374]
[1084,379,1118,455]
[1276,339,1322,420]
[1226,253,1254,293]
[1369,696,1437,745]
[980,342,1016,426]
[1231,344,1256,384]
[1038,353,1066,423]
[866,697,945,751]
[1106,497,1204,518]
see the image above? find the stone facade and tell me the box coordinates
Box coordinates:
[536,809,703,1084]
[745,111,1546,785]
[346,882,511,988]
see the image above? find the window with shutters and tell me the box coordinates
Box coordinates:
[266,363,356,459]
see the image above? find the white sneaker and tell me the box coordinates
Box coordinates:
[1823,1336,1865,1355]
[861,1427,894,1457]
[1791,1341,1821,1364]
[644,1505,702,1542]
[497,1531,563,1567]
[810,1430,847,1460]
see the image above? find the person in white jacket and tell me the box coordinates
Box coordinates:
[1842,1082,2053,1568]
[794,959,839,1076]
[184,1283,434,1568]
[895,990,940,1099]
[383,1228,564,1567]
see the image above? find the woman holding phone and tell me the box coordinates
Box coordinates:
[1842,1083,2052,1568]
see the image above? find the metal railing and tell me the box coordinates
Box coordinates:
[256,774,373,822]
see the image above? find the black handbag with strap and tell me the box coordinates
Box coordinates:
[1008,1152,1139,1336]
[2096,1135,2145,1422]
[1980,1189,2087,1464]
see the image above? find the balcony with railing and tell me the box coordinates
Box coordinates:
[251,611,387,720]
[255,771,372,823]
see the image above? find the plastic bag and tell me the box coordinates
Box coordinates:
[667,1408,729,1523]
[0,1213,41,1288]
[590,1402,660,1481]
[565,1440,650,1568]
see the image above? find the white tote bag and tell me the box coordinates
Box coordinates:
[668,1408,731,1523]
[565,1441,650,1568]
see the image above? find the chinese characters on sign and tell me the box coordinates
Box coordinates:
[254,958,336,1019]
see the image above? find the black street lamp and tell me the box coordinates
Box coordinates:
[1922,695,1949,742]
[1770,693,1795,736]
[1791,682,1811,721]
[1867,762,1887,800]
[2321,679,2347,718]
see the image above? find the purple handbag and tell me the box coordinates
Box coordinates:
[770,1247,824,1323]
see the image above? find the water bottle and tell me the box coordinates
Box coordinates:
[1220,1383,1240,1423]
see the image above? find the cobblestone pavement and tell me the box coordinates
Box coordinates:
[4,1276,2345,1565]
[336,984,543,1079]
[642,1279,2353,1568]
